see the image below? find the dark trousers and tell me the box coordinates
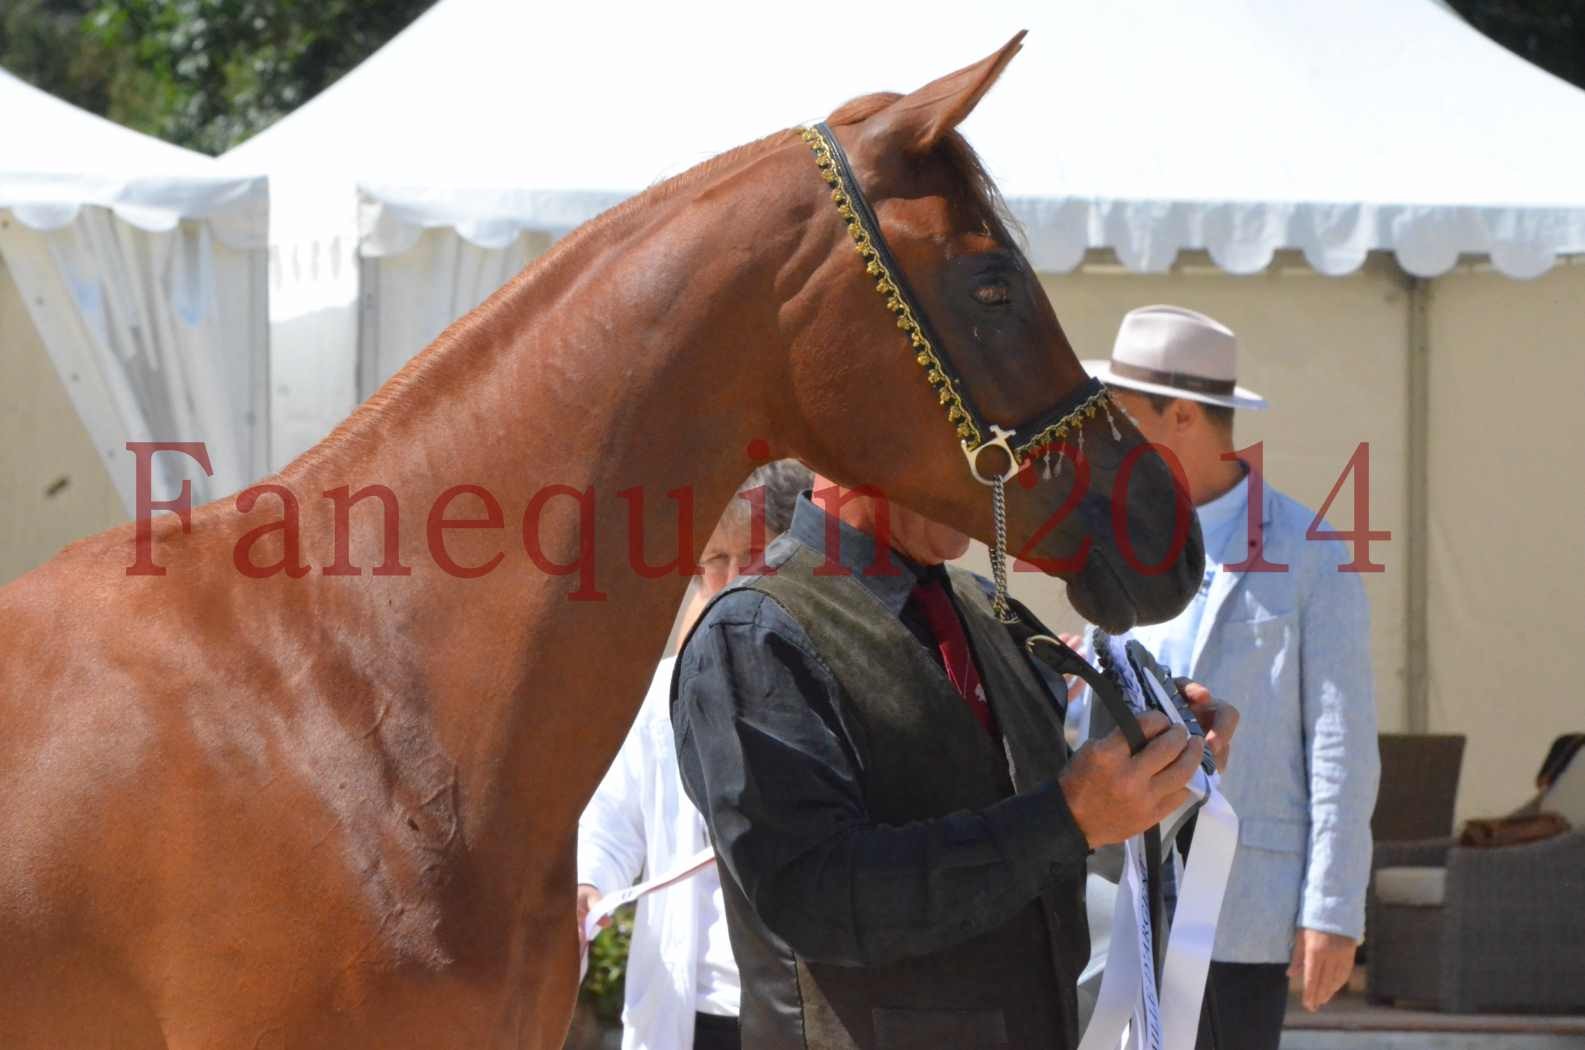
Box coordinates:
[1195,961,1289,1050]
[693,1011,740,1050]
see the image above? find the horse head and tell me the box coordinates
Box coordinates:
[779,33,1203,631]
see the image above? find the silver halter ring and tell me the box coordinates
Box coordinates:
[961,424,1025,487]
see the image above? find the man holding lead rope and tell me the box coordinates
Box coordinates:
[671,481,1239,1050]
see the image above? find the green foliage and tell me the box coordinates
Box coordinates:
[1449,1,1585,92]
[0,0,118,114]
[84,0,438,155]
[1,0,435,155]
[581,903,634,1026]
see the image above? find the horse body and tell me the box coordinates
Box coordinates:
[1,132,781,1047]
[0,37,1202,1048]
[0,490,515,1046]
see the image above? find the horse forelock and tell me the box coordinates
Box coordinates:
[829,91,1021,249]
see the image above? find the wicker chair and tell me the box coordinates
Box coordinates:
[1371,734,1466,842]
[1367,734,1585,1014]
[1357,734,1463,969]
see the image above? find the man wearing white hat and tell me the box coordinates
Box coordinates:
[1084,306,1380,1050]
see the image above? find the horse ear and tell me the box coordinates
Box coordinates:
[863,31,1026,157]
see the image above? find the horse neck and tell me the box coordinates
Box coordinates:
[277,138,807,869]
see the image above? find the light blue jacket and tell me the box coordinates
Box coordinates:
[1134,477,1380,963]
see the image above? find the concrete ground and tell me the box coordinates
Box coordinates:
[1281,968,1585,1050]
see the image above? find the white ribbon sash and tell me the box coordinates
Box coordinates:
[1078,778,1238,1050]
[1077,633,1241,1050]
[1159,788,1238,1048]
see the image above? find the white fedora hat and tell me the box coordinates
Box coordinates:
[1084,305,1267,411]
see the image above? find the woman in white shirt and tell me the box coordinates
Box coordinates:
[576,462,808,1050]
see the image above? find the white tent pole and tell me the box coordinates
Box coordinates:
[1404,272,1432,734]
[356,254,380,402]
[250,245,271,478]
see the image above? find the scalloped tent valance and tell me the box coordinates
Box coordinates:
[1,68,266,249]
[353,190,1585,281]
[225,0,1585,279]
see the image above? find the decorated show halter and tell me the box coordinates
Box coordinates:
[800,123,1127,620]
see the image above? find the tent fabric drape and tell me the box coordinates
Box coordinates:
[0,208,268,512]
[2,61,270,517]
[357,223,548,396]
[266,228,360,470]
[264,223,546,467]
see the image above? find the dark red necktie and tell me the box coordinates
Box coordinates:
[909,578,996,736]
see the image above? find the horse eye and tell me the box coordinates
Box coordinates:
[974,282,1011,306]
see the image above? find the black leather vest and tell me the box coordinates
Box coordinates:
[718,546,1086,1050]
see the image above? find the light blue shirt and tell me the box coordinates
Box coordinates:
[1147,469,1249,680]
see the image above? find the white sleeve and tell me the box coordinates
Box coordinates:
[576,715,649,895]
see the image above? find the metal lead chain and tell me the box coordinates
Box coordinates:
[989,474,1016,623]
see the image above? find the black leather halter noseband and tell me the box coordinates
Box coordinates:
[801,123,1114,483]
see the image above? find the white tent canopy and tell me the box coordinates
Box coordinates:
[229,0,1585,278]
[2,66,269,514]
[224,0,1585,471]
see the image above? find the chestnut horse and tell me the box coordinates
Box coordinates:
[0,36,1201,1050]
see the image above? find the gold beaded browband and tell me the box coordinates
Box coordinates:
[800,123,1119,484]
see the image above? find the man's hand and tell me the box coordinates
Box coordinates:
[1289,928,1356,1012]
[1174,677,1239,772]
[1059,710,1203,848]
[576,884,608,951]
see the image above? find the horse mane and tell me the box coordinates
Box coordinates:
[527,96,1017,259]
[280,129,807,477]
[533,91,1017,306]
[548,128,803,259]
